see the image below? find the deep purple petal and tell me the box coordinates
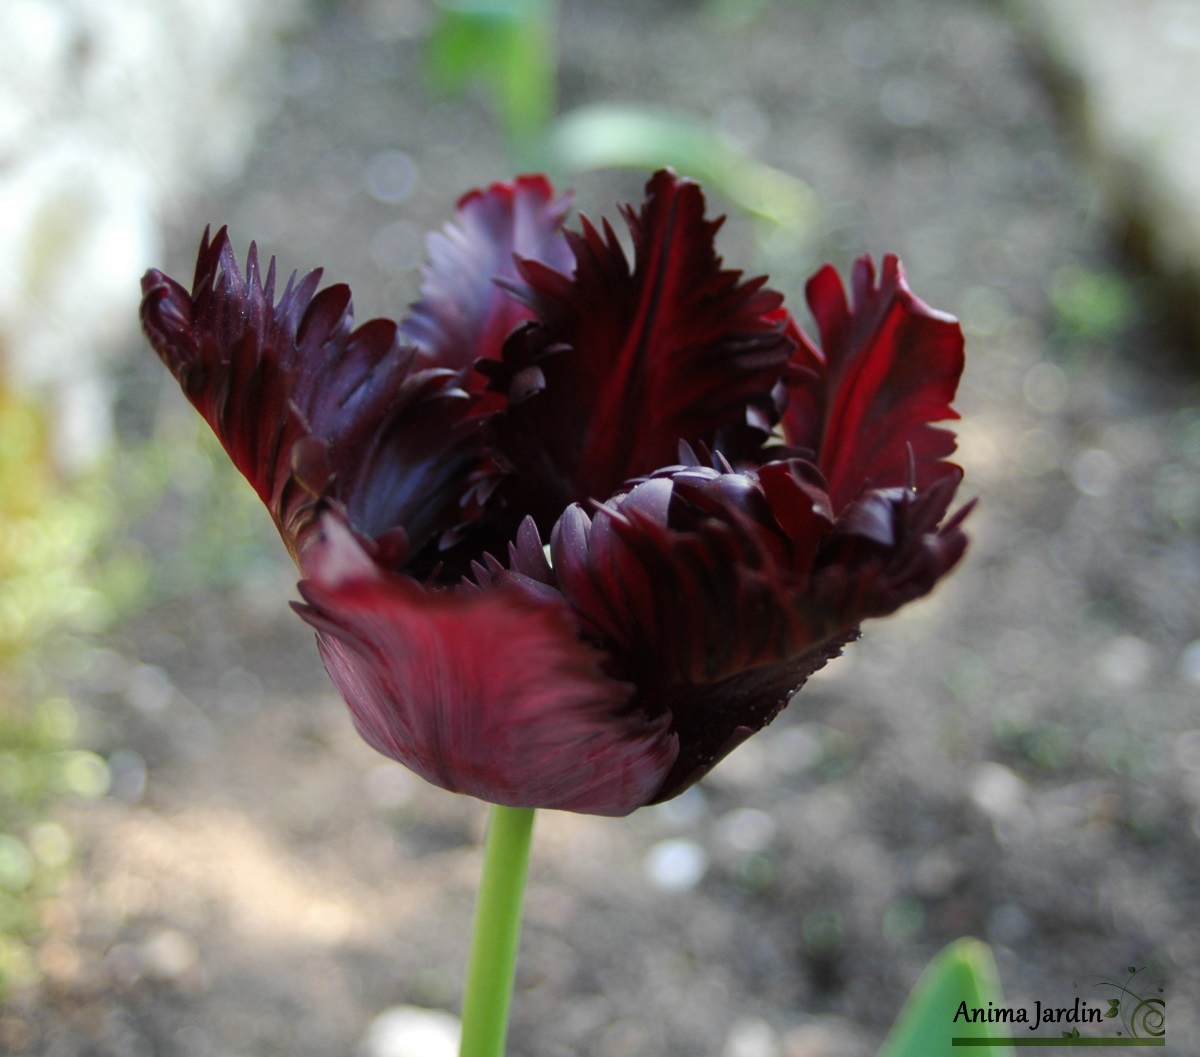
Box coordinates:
[553,474,826,689]
[293,517,677,816]
[483,169,794,527]
[400,175,574,377]
[550,472,851,803]
[782,255,964,514]
[812,478,973,626]
[547,458,968,802]
[140,228,481,567]
[647,635,853,804]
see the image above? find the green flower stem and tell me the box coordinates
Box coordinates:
[460,804,536,1057]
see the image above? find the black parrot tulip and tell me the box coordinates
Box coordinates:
[140,170,970,815]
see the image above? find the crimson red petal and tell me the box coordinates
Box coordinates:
[293,517,677,815]
[782,255,964,514]
[484,169,794,527]
[400,175,574,379]
[140,228,479,567]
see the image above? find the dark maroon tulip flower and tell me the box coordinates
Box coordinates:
[140,170,970,816]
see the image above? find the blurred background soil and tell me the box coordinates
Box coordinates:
[2,0,1199,1055]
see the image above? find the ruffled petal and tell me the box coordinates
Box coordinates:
[550,472,854,803]
[292,517,677,816]
[811,477,973,628]
[400,175,574,378]
[481,169,794,527]
[548,458,968,802]
[140,228,481,568]
[782,255,964,514]
[552,474,830,689]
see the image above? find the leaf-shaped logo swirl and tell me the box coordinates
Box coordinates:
[1128,996,1166,1038]
[1094,966,1166,1038]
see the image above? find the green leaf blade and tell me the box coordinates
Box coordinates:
[876,938,1005,1057]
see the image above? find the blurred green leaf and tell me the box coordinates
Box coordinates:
[876,938,1004,1057]
[0,836,34,893]
[547,104,815,231]
[426,0,556,158]
[1051,265,1134,339]
[0,384,131,995]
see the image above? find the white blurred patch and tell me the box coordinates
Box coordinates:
[643,838,708,892]
[359,1006,460,1057]
[721,1017,781,1057]
[1070,447,1120,498]
[0,0,307,467]
[970,761,1028,823]
[1097,635,1154,687]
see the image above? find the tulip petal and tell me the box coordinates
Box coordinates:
[485,169,794,525]
[783,254,964,513]
[293,517,677,816]
[549,459,968,802]
[401,175,574,377]
[140,229,480,567]
[647,639,852,804]
[553,475,829,690]
[551,474,853,803]
[812,477,973,627]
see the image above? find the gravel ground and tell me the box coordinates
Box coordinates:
[7,0,1199,1054]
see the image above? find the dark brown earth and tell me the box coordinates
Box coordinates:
[8,1,1200,1054]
